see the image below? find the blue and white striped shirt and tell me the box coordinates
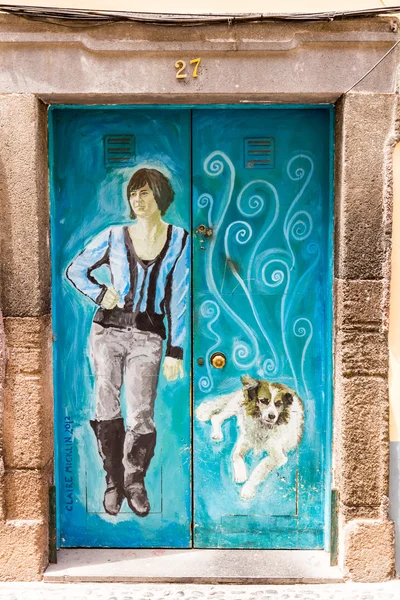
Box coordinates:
[66,224,189,359]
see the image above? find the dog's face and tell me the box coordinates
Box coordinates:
[241,375,294,428]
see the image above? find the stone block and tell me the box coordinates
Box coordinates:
[336,331,388,377]
[3,373,53,469]
[335,279,384,331]
[340,505,386,522]
[2,316,53,470]
[4,464,52,520]
[334,376,389,507]
[6,348,42,376]
[4,316,49,349]
[335,93,394,281]
[0,519,47,581]
[343,519,395,582]
[0,94,50,317]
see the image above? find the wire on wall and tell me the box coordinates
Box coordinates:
[1,4,400,26]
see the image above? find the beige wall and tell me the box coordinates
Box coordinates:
[2,1,394,15]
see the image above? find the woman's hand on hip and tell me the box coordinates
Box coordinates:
[101,286,119,310]
[163,357,184,381]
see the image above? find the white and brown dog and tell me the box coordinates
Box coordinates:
[196,375,304,500]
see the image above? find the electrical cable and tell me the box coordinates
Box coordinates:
[1,4,400,26]
[342,38,400,96]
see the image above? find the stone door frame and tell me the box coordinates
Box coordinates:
[0,13,398,581]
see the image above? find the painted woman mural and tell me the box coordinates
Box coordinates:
[66,168,189,518]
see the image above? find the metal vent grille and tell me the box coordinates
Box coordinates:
[104,134,135,167]
[244,137,275,169]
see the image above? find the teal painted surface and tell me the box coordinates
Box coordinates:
[51,106,333,550]
[193,108,332,549]
[50,108,192,548]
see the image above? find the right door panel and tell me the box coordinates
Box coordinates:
[192,108,332,549]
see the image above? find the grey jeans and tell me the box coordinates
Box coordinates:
[90,323,163,434]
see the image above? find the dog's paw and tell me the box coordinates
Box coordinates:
[240,482,256,500]
[233,463,247,483]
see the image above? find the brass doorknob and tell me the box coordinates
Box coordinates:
[210,352,227,369]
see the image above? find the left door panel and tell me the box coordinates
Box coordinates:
[50,108,192,548]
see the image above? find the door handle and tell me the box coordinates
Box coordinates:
[210,352,227,369]
[195,224,213,237]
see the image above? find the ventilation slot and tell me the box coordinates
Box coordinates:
[244,137,275,169]
[104,134,135,168]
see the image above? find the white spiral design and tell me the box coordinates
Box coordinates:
[237,180,272,217]
[197,193,214,228]
[198,375,212,393]
[284,154,314,269]
[236,181,281,375]
[284,242,320,329]
[197,149,317,395]
[287,210,313,242]
[293,317,313,400]
[287,154,312,182]
[263,357,279,376]
[226,221,252,247]
[200,299,220,321]
[204,154,225,176]
[259,252,295,385]
[261,258,288,289]
[289,166,305,181]
[197,193,213,209]
[233,341,253,370]
[198,300,221,393]
[293,319,309,338]
[245,181,280,291]
[202,150,260,372]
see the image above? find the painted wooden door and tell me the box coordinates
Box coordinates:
[50,108,192,548]
[51,106,332,550]
[192,108,332,549]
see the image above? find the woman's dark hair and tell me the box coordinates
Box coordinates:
[127,168,175,218]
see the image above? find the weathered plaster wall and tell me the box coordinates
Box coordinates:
[0,12,398,582]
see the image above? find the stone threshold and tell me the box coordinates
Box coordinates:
[44,549,343,584]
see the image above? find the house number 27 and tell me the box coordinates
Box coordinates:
[175,58,201,79]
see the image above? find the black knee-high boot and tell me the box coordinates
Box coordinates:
[90,418,125,516]
[123,429,156,517]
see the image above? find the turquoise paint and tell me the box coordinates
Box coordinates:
[324,107,335,552]
[50,105,333,550]
[50,108,192,548]
[192,108,332,549]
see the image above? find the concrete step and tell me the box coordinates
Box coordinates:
[44,549,343,584]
